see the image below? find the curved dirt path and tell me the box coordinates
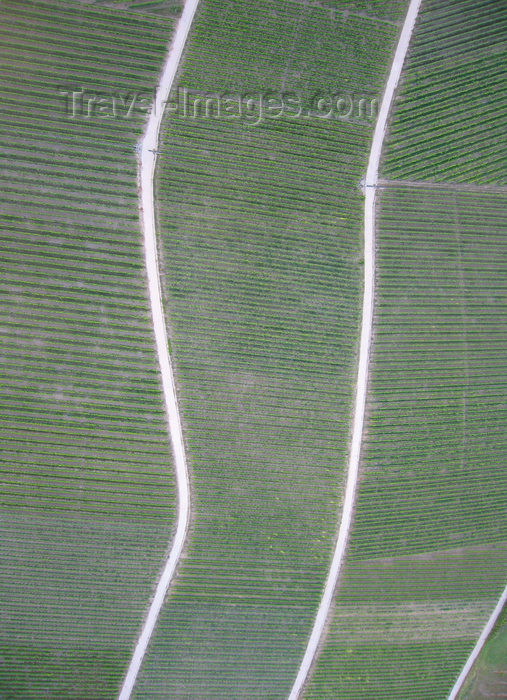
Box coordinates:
[448,584,507,699]
[288,1,422,697]
[118,2,200,698]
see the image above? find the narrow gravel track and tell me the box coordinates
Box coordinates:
[448,584,507,699]
[118,2,200,698]
[288,2,422,697]
[117,1,504,698]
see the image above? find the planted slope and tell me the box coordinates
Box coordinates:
[306,188,507,698]
[306,0,507,695]
[0,1,179,696]
[382,0,507,183]
[131,0,407,697]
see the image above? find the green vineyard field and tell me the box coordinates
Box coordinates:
[130,0,408,697]
[307,0,507,694]
[0,1,179,696]
[383,0,507,184]
[1,0,505,697]
[306,186,507,698]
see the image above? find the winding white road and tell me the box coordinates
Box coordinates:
[118,1,200,698]
[288,1,422,697]
[118,0,504,698]
[448,584,507,699]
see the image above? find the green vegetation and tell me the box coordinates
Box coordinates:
[459,605,507,699]
[130,0,407,696]
[0,1,179,696]
[3,0,505,697]
[305,187,507,698]
[306,1,507,695]
[383,0,507,183]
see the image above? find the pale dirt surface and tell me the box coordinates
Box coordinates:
[378,178,507,194]
[118,1,200,698]
[328,601,496,644]
[288,1,423,697]
[117,0,505,697]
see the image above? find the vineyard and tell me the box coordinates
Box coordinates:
[304,0,507,695]
[305,186,507,698]
[1,0,505,697]
[383,0,507,183]
[129,0,407,696]
[0,1,179,696]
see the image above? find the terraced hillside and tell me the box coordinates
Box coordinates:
[306,0,507,697]
[0,1,179,696]
[130,0,409,697]
[306,187,507,699]
[383,0,507,183]
[3,0,505,697]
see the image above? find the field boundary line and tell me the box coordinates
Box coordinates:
[118,1,200,698]
[287,1,422,697]
[448,584,507,699]
[375,178,507,194]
